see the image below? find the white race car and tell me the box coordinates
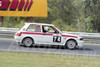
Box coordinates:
[14,23,84,49]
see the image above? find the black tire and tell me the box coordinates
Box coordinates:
[65,40,77,50]
[22,37,34,47]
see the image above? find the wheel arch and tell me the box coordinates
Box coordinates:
[22,36,34,43]
[65,38,78,46]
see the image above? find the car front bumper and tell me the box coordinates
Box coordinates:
[77,40,84,47]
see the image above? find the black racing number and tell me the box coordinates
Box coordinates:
[53,36,61,43]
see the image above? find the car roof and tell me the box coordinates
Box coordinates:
[25,23,54,26]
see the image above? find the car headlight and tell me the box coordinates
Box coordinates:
[80,38,83,40]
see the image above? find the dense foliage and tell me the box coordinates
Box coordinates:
[0,0,100,32]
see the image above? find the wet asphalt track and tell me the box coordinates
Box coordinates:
[0,38,100,57]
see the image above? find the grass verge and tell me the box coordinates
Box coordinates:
[0,51,100,67]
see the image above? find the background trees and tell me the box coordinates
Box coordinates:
[0,0,100,32]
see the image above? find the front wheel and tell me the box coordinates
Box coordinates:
[66,40,77,50]
[22,38,34,47]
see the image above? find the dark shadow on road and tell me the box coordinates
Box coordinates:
[19,44,93,51]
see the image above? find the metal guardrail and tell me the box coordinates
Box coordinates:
[0,27,100,37]
[0,27,100,44]
[0,27,19,38]
[0,27,19,32]
[64,31,100,38]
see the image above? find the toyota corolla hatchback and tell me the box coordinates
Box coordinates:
[14,23,84,49]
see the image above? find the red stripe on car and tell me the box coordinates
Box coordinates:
[18,32,53,36]
[17,32,77,38]
[62,35,77,38]
[21,32,43,35]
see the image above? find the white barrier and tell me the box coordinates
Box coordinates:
[0,27,19,32]
[63,32,100,38]
[0,27,100,38]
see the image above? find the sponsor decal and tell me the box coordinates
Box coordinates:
[0,0,33,11]
[24,0,29,11]
[0,0,10,10]
[18,0,25,11]
[53,36,61,43]
[0,0,47,17]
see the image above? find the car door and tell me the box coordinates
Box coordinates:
[41,25,62,45]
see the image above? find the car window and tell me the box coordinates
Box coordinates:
[27,24,36,32]
[42,26,49,33]
[49,26,59,33]
[42,25,59,34]
[27,24,41,32]
[35,25,41,32]
[49,27,55,33]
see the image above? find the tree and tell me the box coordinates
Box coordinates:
[83,0,100,32]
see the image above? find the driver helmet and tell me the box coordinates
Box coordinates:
[44,26,49,32]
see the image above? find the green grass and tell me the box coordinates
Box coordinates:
[0,52,100,67]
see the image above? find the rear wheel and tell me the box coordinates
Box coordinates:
[66,40,77,50]
[22,38,34,47]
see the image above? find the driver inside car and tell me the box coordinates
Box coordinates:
[43,26,49,33]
